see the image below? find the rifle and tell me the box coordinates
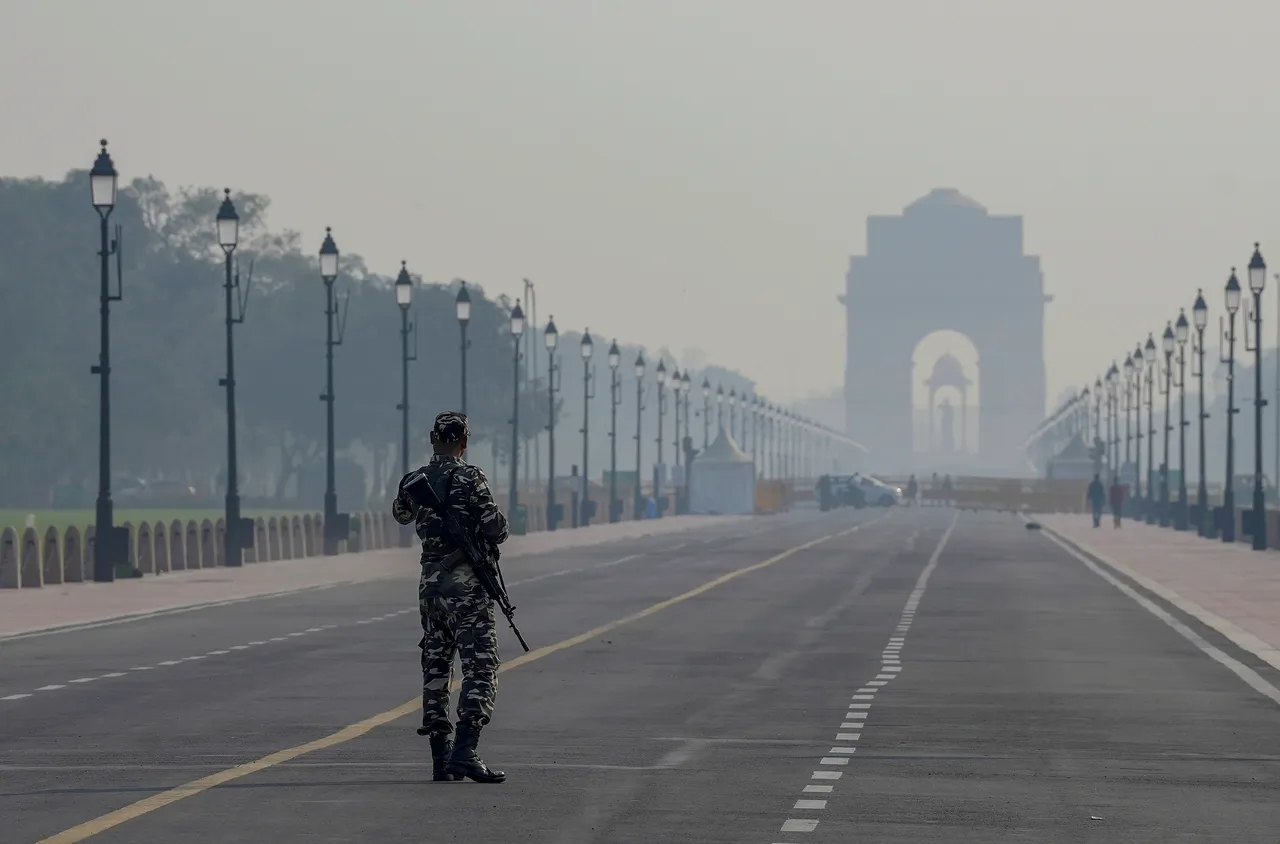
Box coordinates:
[402,470,531,652]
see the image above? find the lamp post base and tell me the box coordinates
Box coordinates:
[1252,489,1268,550]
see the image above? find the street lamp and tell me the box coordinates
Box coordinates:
[1106,362,1119,481]
[1159,323,1175,526]
[1133,342,1146,514]
[672,368,683,474]
[508,301,525,518]
[1221,269,1242,542]
[319,228,350,555]
[394,263,418,547]
[701,377,712,448]
[656,358,668,517]
[216,190,255,565]
[580,331,596,526]
[90,140,128,582]
[544,317,560,530]
[1143,335,1157,523]
[608,340,621,522]
[716,384,725,429]
[455,281,471,413]
[1174,309,1190,530]
[1192,290,1210,535]
[1247,244,1268,550]
[634,353,646,518]
[1123,353,1135,494]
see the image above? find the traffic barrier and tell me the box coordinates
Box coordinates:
[43,526,62,585]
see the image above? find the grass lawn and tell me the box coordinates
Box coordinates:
[0,508,320,536]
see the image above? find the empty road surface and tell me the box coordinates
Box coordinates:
[4,507,1280,842]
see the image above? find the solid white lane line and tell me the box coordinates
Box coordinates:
[1039,524,1280,708]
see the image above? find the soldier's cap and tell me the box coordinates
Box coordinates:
[431,411,470,444]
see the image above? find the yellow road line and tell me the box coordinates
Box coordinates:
[37,513,890,844]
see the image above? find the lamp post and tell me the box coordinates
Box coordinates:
[682,371,692,445]
[319,228,350,555]
[580,331,596,527]
[455,281,471,413]
[608,340,621,522]
[702,377,712,448]
[1091,376,1103,477]
[1106,363,1119,481]
[1123,354,1136,499]
[672,367,683,473]
[717,385,725,429]
[1158,323,1175,526]
[1192,290,1210,536]
[1132,342,1145,513]
[634,354,646,518]
[90,140,128,582]
[656,359,667,517]
[1222,270,1242,543]
[729,389,738,441]
[216,189,253,566]
[1143,335,1157,524]
[394,263,417,547]
[508,301,525,517]
[1247,244,1268,549]
[544,318,560,531]
[1174,310,1190,530]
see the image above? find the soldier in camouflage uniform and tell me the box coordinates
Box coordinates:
[392,411,509,784]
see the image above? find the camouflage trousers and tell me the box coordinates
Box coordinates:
[418,592,500,736]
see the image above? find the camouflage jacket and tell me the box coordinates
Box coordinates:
[392,455,509,599]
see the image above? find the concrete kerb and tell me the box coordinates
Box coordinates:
[1025,513,1280,674]
[0,514,756,641]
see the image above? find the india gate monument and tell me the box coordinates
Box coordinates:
[842,189,1049,475]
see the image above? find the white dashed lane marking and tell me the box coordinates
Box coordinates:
[1,607,419,703]
[771,511,958,840]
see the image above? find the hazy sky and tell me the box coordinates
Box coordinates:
[4,0,1279,412]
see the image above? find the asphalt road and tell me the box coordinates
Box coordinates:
[4,507,1280,842]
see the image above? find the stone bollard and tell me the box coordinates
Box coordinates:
[0,527,19,588]
[63,526,84,582]
[20,527,42,588]
[214,519,227,567]
[137,522,154,575]
[291,517,304,559]
[267,518,281,561]
[170,519,186,571]
[43,526,63,585]
[185,521,200,570]
[154,522,170,573]
[200,520,215,567]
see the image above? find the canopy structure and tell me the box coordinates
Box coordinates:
[689,426,756,515]
[1045,431,1096,480]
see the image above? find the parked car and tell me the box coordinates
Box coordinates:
[851,474,903,507]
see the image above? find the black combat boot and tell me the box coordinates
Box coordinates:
[428,733,459,782]
[446,723,506,783]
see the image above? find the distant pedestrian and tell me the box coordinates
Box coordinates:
[905,475,919,506]
[1109,477,1126,528]
[1087,473,1106,528]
